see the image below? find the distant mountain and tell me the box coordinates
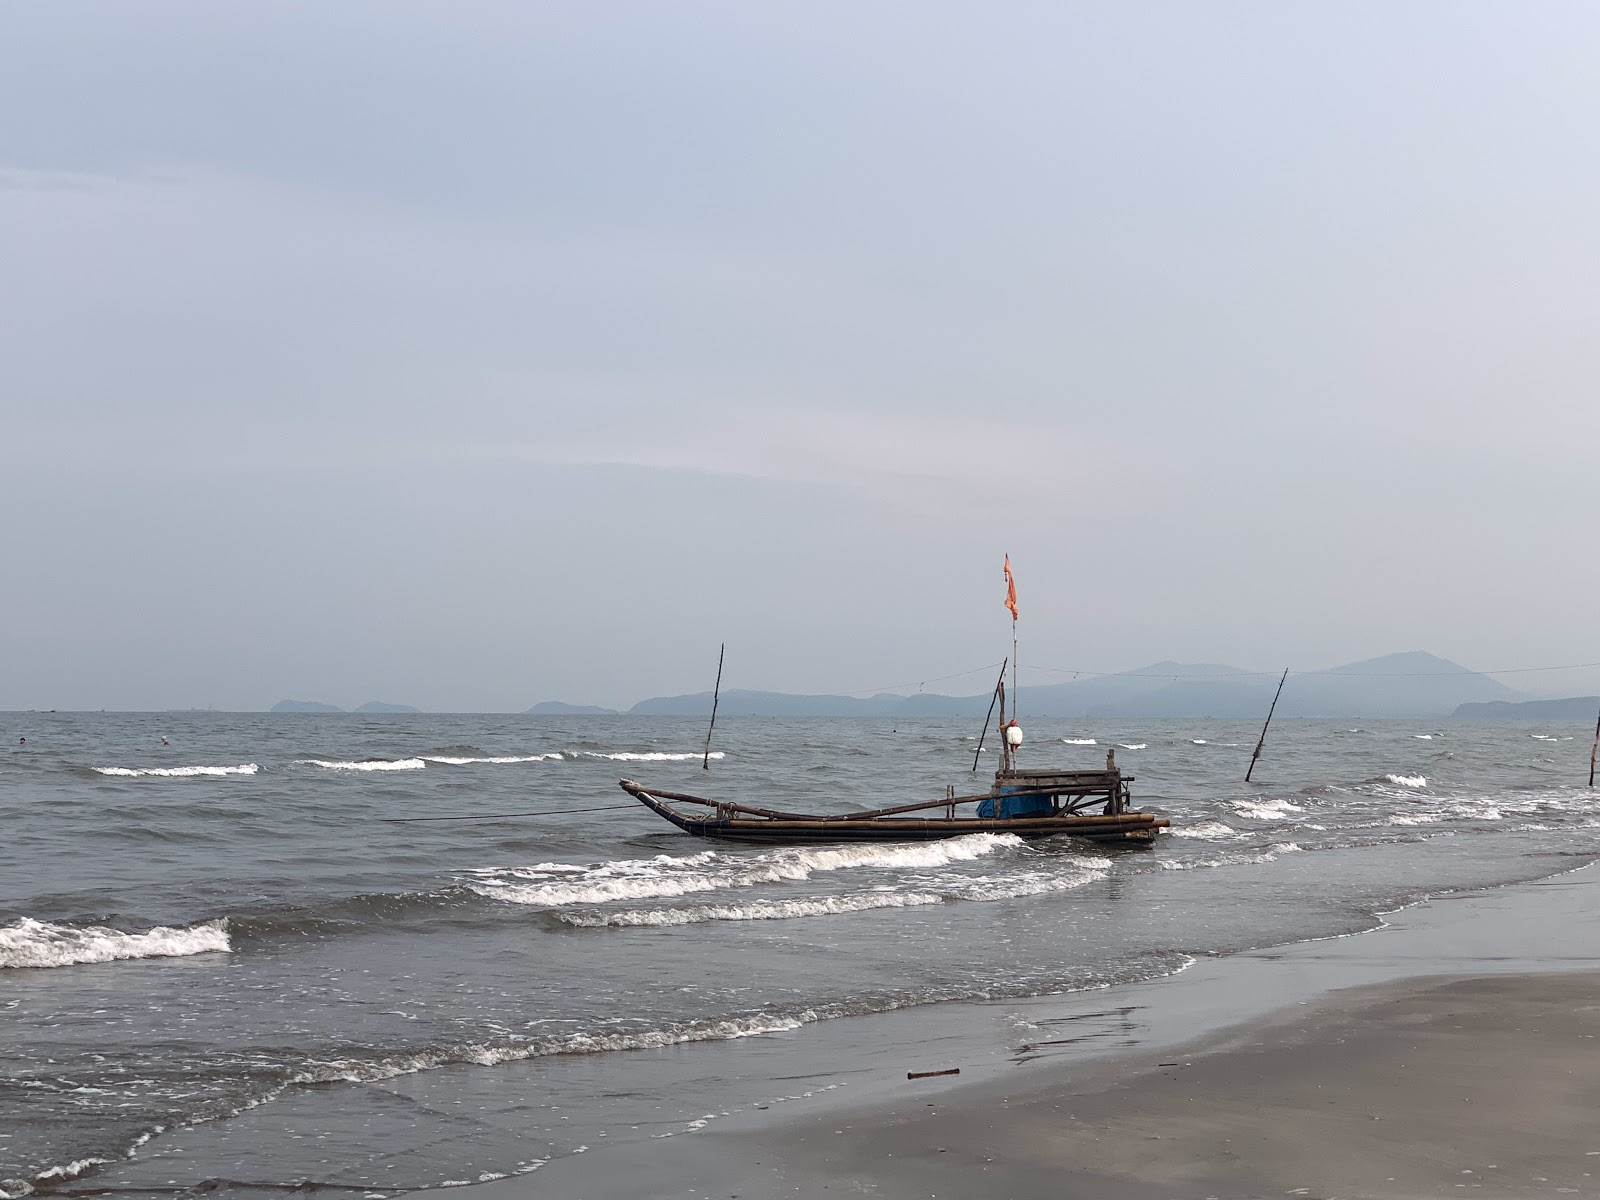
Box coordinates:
[629,689,916,717]
[1453,696,1600,720]
[1276,651,1521,718]
[626,652,1525,719]
[353,701,420,714]
[270,700,343,713]
[527,701,620,715]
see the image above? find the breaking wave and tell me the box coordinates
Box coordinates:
[1385,774,1427,789]
[560,891,946,927]
[295,750,719,771]
[1062,738,1097,745]
[469,835,1024,908]
[557,860,1111,928]
[422,754,563,765]
[297,757,427,771]
[0,917,230,970]
[290,1010,817,1086]
[92,763,258,778]
[580,751,725,762]
[1229,797,1304,821]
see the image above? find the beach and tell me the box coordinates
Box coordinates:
[475,864,1600,1199]
[9,714,1600,1198]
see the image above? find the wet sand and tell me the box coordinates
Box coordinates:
[466,865,1600,1199]
[746,971,1600,1199]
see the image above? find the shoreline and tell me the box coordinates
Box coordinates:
[468,861,1600,1199]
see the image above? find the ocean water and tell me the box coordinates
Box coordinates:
[3,711,1596,1197]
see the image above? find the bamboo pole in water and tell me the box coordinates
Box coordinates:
[1590,698,1600,787]
[972,658,1008,772]
[702,643,725,771]
[1246,668,1290,783]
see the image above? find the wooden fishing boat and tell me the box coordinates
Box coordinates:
[628,557,1170,846]
[619,768,1168,844]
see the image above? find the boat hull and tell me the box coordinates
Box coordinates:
[620,780,1168,845]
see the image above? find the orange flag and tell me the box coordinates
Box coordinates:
[1003,555,1019,621]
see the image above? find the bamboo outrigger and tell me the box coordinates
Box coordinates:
[619,768,1168,844]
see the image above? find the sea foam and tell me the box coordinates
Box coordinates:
[470,834,1024,908]
[93,764,258,778]
[296,758,427,771]
[0,917,230,970]
[1385,774,1427,789]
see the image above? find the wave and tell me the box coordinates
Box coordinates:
[1159,842,1303,871]
[1062,738,1097,745]
[557,859,1111,928]
[296,758,427,771]
[1385,774,1427,789]
[560,890,946,927]
[289,1010,818,1086]
[422,754,563,765]
[92,763,258,778]
[1228,797,1303,821]
[580,751,725,762]
[1170,820,1239,841]
[1117,743,1146,750]
[0,917,230,970]
[295,750,719,771]
[469,834,1024,908]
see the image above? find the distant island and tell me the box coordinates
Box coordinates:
[526,701,619,715]
[535,651,1530,720]
[268,700,420,714]
[1453,696,1599,720]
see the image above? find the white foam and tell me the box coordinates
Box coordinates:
[0,917,229,970]
[1118,743,1146,750]
[1171,820,1238,840]
[471,834,1024,908]
[297,758,427,771]
[1159,843,1302,870]
[1228,797,1304,821]
[292,1011,815,1085]
[93,764,258,778]
[1387,813,1440,826]
[34,1159,109,1183]
[1191,739,1208,745]
[560,891,945,927]
[1412,734,1435,740]
[422,754,563,765]
[1062,738,1097,745]
[1385,774,1427,789]
[582,751,726,762]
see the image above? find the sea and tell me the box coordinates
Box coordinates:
[3,711,1596,1198]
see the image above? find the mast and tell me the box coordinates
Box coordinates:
[1001,555,1020,774]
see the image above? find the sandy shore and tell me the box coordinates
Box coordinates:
[462,864,1600,1199]
[748,970,1600,1199]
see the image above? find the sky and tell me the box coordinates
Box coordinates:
[4,2,1599,711]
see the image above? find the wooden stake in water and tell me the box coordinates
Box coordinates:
[703,643,725,770]
[1246,668,1290,783]
[1590,698,1600,787]
[971,658,1009,773]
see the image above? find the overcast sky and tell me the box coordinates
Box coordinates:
[4,2,1599,711]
